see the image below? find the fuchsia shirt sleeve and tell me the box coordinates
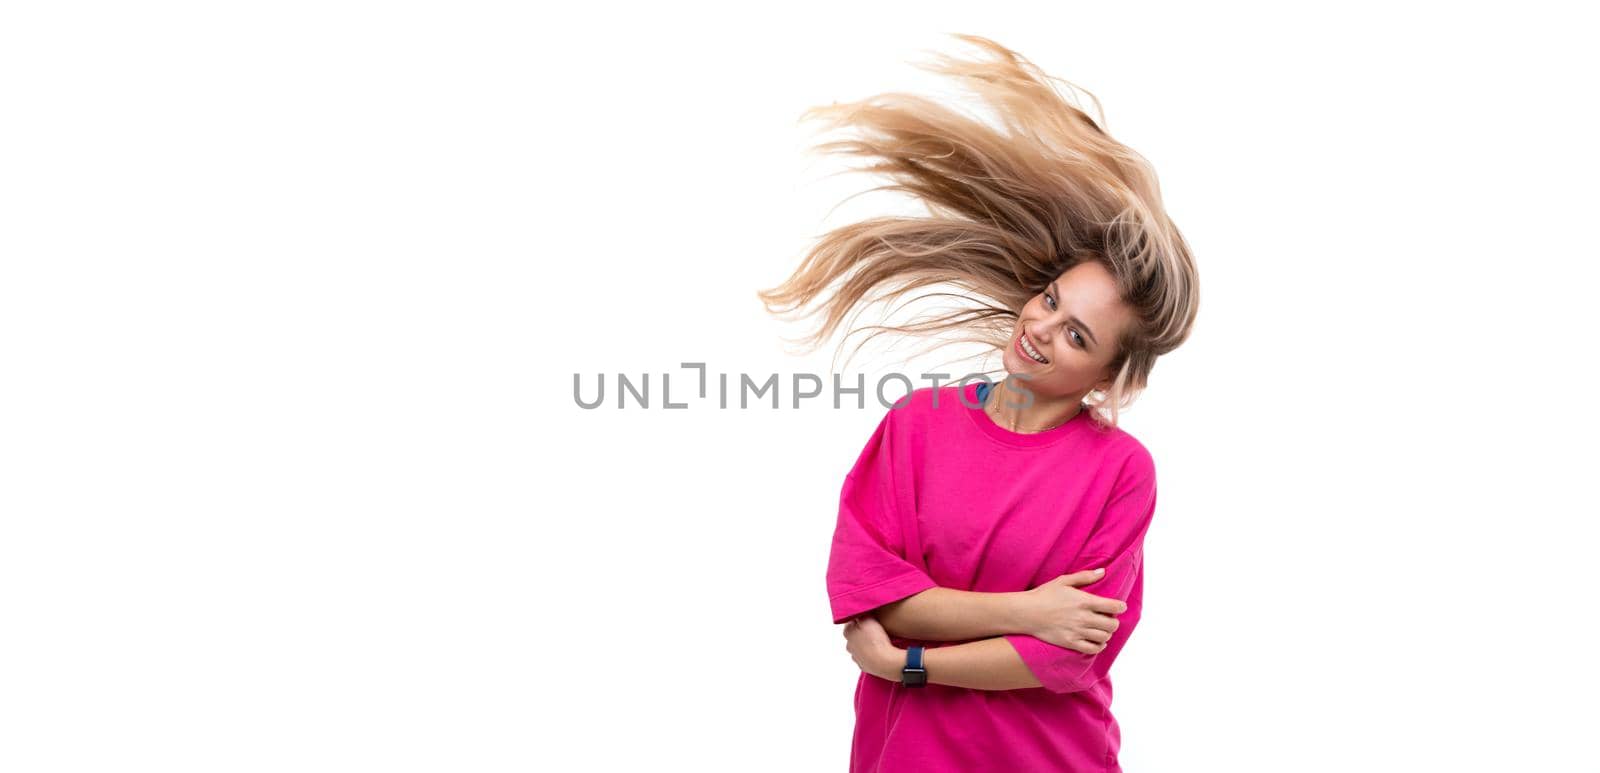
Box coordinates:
[826,407,939,625]
[1002,448,1158,693]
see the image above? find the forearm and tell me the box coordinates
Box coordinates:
[874,587,1031,642]
[894,637,1042,691]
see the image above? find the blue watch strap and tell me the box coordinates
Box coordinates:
[902,645,928,687]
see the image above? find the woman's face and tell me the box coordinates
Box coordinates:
[1001,261,1136,402]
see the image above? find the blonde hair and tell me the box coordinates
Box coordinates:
[757,34,1200,428]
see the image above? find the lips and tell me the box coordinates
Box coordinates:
[1016,332,1049,364]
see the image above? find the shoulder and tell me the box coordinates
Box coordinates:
[875,384,973,433]
[883,384,963,416]
[1083,413,1157,481]
[879,385,937,427]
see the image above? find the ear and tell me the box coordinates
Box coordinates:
[1092,360,1120,394]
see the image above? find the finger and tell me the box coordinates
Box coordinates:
[1061,568,1107,586]
[1086,596,1129,615]
[1082,613,1121,633]
[1074,638,1107,654]
[1066,639,1100,655]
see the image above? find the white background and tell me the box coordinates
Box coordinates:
[3,3,1597,771]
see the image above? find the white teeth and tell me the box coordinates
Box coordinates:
[1021,335,1048,363]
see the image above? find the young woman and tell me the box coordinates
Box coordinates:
[759,35,1200,771]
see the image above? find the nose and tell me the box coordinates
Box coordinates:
[1024,320,1051,345]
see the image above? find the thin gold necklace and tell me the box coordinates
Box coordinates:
[982,389,1079,433]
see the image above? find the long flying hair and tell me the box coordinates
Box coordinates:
[757,34,1200,428]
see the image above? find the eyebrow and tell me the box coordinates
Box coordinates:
[1049,281,1099,348]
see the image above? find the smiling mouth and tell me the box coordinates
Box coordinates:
[1017,332,1049,364]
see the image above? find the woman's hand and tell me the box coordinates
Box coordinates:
[1016,568,1127,654]
[843,614,905,682]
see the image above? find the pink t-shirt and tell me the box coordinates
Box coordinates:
[827,381,1159,772]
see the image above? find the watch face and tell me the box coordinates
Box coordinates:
[902,667,927,687]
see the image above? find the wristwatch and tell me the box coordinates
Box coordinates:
[901,646,927,688]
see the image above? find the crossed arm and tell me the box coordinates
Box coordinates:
[863,586,1048,691]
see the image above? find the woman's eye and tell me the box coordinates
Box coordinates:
[1044,293,1055,309]
[1070,330,1084,347]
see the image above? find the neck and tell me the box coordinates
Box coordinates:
[985,378,1083,433]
